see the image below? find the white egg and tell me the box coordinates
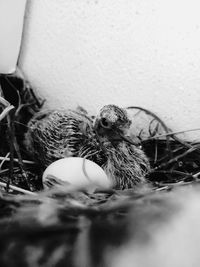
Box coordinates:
[42,157,112,191]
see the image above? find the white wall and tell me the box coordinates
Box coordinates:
[19,0,200,140]
[0,0,26,73]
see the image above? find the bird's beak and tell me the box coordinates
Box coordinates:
[93,119,100,133]
[119,133,139,146]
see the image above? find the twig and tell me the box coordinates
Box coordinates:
[0,153,10,169]
[0,105,15,121]
[12,125,31,189]
[0,168,11,175]
[143,128,200,141]
[5,103,31,189]
[127,106,200,153]
[150,146,197,172]
[153,170,193,177]
[0,156,35,165]
[0,96,12,108]
[0,93,17,191]
[155,145,185,164]
[193,171,200,179]
[7,113,15,191]
[154,140,158,164]
[127,106,171,134]
[127,106,173,157]
[0,168,20,176]
[0,181,37,196]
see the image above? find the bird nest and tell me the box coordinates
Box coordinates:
[0,71,200,266]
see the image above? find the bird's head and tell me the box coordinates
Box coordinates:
[94,105,135,145]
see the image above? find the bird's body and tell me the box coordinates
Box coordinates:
[25,105,150,189]
[25,109,106,167]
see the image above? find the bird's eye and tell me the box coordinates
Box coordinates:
[100,118,111,129]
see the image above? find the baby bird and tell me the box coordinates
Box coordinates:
[25,105,150,189]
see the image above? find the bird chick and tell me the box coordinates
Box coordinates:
[25,105,150,189]
[94,105,150,189]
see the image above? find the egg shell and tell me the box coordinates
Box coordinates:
[42,157,112,191]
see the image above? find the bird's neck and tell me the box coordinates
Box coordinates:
[95,127,127,147]
[96,135,123,151]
